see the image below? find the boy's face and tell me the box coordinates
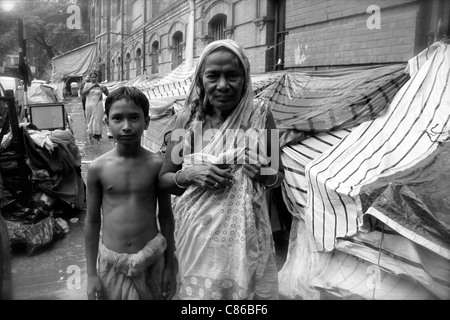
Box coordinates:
[107,98,149,145]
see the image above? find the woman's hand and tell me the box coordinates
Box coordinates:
[177,164,234,190]
[243,149,278,186]
[243,149,268,181]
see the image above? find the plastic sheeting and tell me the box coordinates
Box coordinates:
[304,42,450,252]
[27,84,60,104]
[278,41,450,300]
[255,64,409,147]
[361,142,450,259]
[51,42,98,83]
[280,128,353,219]
[279,217,447,300]
[22,128,85,210]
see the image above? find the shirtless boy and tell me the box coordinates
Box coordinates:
[84,86,176,300]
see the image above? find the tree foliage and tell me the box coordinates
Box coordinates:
[0,0,89,78]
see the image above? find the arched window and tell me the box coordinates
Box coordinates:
[111,58,115,81]
[171,31,183,70]
[125,52,131,80]
[91,7,95,40]
[151,41,159,75]
[274,0,286,71]
[117,56,122,81]
[209,14,227,41]
[135,48,142,77]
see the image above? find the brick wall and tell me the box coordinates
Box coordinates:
[101,0,427,79]
[192,0,271,74]
[285,0,421,69]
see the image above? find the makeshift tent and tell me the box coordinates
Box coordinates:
[27,83,60,104]
[254,64,409,147]
[51,42,98,83]
[305,41,448,253]
[278,41,450,300]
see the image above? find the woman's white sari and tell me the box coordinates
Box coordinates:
[173,40,279,300]
[85,84,104,140]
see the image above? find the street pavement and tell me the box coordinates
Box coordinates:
[9,96,290,300]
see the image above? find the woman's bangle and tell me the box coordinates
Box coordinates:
[174,170,187,189]
[264,172,279,189]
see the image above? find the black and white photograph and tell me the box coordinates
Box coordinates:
[0,0,449,306]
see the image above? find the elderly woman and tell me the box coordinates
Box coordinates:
[158,39,284,300]
[83,71,109,142]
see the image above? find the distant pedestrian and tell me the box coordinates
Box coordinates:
[83,71,109,143]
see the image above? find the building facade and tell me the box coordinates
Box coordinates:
[89,0,450,82]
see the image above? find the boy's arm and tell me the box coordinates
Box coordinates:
[157,184,177,299]
[158,109,188,195]
[84,161,104,299]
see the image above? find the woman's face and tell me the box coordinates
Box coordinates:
[90,74,97,83]
[202,49,245,114]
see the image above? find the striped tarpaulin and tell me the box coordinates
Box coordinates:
[278,217,446,300]
[305,42,450,253]
[334,227,450,299]
[255,64,409,147]
[280,128,352,220]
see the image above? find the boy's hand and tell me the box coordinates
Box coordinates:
[87,275,104,300]
[161,265,177,300]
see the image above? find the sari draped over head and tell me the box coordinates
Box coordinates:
[173,39,279,300]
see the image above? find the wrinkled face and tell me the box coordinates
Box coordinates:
[108,98,149,145]
[202,49,245,113]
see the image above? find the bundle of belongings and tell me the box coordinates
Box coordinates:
[275,41,450,300]
[0,123,84,255]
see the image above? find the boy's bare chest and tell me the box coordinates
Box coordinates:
[101,162,156,193]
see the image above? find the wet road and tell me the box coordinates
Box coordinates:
[9,96,289,300]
